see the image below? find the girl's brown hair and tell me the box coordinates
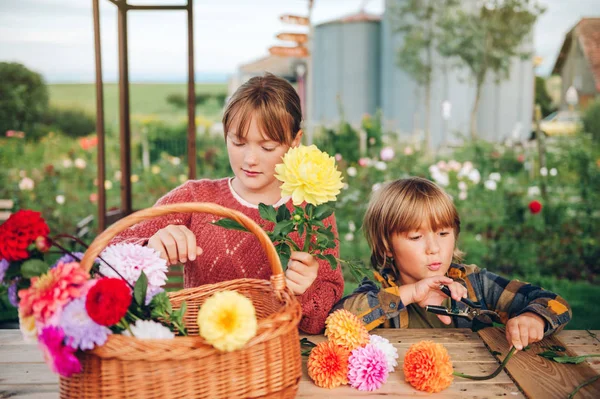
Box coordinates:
[363,177,463,269]
[222,73,302,145]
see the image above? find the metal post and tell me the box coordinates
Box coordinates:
[92,0,107,231]
[117,2,132,216]
[187,0,197,180]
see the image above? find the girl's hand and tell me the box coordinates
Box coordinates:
[148,225,202,265]
[505,312,546,350]
[285,251,319,296]
[400,276,468,324]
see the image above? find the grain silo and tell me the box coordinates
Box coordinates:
[311,12,381,127]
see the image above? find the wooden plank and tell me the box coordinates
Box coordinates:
[479,327,600,399]
[0,363,58,384]
[559,330,600,346]
[0,385,58,399]
[0,344,44,363]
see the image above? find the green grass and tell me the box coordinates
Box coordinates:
[48,83,228,125]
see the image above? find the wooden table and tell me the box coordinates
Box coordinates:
[1,328,599,398]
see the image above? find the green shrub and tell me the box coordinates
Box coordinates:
[0,62,49,139]
[582,98,600,141]
[43,107,96,138]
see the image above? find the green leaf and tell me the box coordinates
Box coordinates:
[313,204,334,220]
[538,353,600,364]
[542,345,566,352]
[212,218,249,232]
[258,203,277,223]
[276,243,291,270]
[276,204,291,222]
[323,254,338,270]
[297,222,305,238]
[273,220,295,238]
[150,291,172,318]
[305,204,315,218]
[20,259,49,279]
[300,337,317,348]
[134,271,148,306]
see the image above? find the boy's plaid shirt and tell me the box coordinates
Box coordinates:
[334,263,572,332]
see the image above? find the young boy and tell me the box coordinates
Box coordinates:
[334,177,571,350]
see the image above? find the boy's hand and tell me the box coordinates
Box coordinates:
[285,251,319,296]
[400,276,468,325]
[505,312,546,350]
[148,225,203,265]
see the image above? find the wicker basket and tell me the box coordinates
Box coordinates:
[59,203,303,399]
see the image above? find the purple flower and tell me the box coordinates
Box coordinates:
[52,252,85,268]
[8,280,19,307]
[59,297,111,351]
[0,259,9,283]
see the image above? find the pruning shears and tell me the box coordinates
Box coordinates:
[426,285,503,325]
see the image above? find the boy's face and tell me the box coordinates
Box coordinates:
[387,222,456,285]
[227,116,302,203]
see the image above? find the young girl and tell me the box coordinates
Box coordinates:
[335,177,571,350]
[111,73,344,334]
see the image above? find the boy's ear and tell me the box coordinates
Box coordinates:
[292,129,303,147]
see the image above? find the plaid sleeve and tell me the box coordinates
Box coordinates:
[332,278,407,330]
[466,267,572,335]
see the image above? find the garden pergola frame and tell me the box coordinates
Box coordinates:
[92,0,196,231]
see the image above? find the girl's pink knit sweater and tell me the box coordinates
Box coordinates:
[110,178,344,334]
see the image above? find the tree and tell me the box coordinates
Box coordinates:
[392,0,457,153]
[0,62,49,138]
[535,76,556,118]
[437,0,544,139]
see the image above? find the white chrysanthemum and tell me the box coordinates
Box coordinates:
[369,334,399,372]
[123,320,174,339]
[100,243,168,289]
[347,166,357,177]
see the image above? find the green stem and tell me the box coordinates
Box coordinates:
[568,375,600,399]
[302,229,312,252]
[453,346,517,380]
[119,319,135,337]
[127,310,141,321]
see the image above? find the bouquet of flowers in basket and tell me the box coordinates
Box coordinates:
[1,209,261,377]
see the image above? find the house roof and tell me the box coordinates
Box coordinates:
[316,11,381,27]
[238,55,302,78]
[552,18,600,92]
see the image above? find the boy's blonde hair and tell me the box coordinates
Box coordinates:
[222,73,302,146]
[363,177,463,269]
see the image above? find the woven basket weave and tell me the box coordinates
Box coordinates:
[59,203,303,398]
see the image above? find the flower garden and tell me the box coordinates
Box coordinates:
[1,112,599,329]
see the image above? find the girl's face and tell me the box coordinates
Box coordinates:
[386,221,456,285]
[227,116,302,205]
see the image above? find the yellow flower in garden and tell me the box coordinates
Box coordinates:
[197,290,257,352]
[325,309,370,351]
[275,145,344,205]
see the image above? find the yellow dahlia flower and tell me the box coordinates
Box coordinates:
[197,290,258,352]
[275,145,344,206]
[325,309,370,351]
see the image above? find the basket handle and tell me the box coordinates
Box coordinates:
[80,203,286,291]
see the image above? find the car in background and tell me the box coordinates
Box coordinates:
[531,111,582,139]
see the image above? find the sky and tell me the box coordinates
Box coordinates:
[0,0,599,83]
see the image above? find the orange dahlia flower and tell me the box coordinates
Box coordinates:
[307,341,350,389]
[324,309,370,351]
[403,340,454,393]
